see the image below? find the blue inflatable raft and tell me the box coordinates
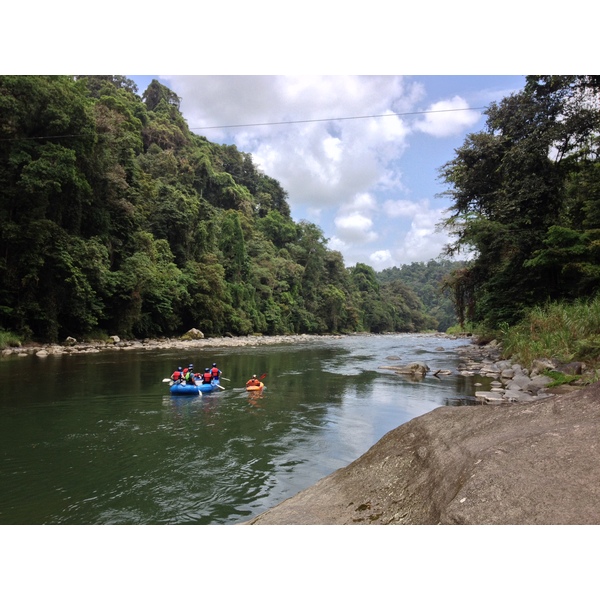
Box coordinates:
[195,378,221,393]
[169,381,201,396]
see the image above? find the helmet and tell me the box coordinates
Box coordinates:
[178,366,183,371]
[212,363,217,367]
[189,363,194,368]
[205,368,210,372]
[253,374,257,378]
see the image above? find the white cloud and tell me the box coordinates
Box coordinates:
[331,192,379,248]
[392,207,450,263]
[369,250,393,268]
[414,95,480,138]
[382,198,421,218]
[334,212,378,244]
[148,75,520,269]
[163,75,417,212]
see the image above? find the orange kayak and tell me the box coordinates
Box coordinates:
[246,382,264,391]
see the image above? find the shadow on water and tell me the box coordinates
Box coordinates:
[0,334,477,524]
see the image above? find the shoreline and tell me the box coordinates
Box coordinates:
[2,331,581,401]
[0,331,462,358]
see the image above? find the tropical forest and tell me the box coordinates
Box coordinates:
[1,75,600,368]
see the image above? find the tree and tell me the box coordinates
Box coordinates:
[440,76,600,328]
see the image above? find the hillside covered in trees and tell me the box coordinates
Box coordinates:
[377,260,469,332]
[0,75,453,343]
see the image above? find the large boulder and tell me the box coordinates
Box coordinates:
[181,328,204,340]
[379,362,430,378]
[244,382,600,525]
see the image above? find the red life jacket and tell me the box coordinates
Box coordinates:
[172,371,182,381]
[211,367,220,378]
[202,372,212,383]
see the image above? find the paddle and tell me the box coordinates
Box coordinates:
[220,377,230,381]
[216,384,225,390]
[162,378,171,383]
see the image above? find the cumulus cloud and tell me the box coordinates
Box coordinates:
[414,95,481,138]
[369,250,393,267]
[334,212,378,244]
[391,204,451,263]
[163,75,418,211]
[152,75,513,269]
[382,198,420,218]
[332,192,378,244]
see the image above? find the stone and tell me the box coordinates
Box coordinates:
[555,361,585,376]
[379,362,430,377]
[528,374,554,392]
[181,328,204,341]
[531,358,557,374]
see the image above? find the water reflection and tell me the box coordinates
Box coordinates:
[0,334,475,524]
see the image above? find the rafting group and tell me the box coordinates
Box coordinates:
[165,362,265,395]
[171,363,221,385]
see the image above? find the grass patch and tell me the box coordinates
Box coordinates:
[542,369,581,387]
[499,296,600,370]
[0,330,23,350]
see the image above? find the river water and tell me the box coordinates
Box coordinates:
[0,333,479,525]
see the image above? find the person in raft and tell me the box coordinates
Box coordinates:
[201,368,213,384]
[184,364,196,383]
[210,363,222,380]
[171,366,184,382]
[246,375,261,388]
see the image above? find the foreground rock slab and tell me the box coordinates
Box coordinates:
[244,382,600,525]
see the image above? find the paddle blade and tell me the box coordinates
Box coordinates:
[259,373,267,380]
[162,378,171,383]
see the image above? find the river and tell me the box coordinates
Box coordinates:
[0,333,478,525]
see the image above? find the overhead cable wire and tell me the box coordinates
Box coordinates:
[0,106,488,142]
[190,106,489,130]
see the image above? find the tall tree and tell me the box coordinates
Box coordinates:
[440,75,600,328]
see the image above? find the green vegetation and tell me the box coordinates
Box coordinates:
[377,259,468,331]
[0,75,442,343]
[4,73,599,372]
[440,76,600,329]
[0,330,22,350]
[499,297,600,369]
[542,370,581,388]
[437,76,600,372]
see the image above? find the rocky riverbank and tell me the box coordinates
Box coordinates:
[0,332,340,358]
[243,339,599,525]
[453,339,591,401]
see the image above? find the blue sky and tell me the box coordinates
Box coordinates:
[129,74,526,269]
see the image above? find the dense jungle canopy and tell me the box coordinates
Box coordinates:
[0,75,452,342]
[439,76,600,329]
